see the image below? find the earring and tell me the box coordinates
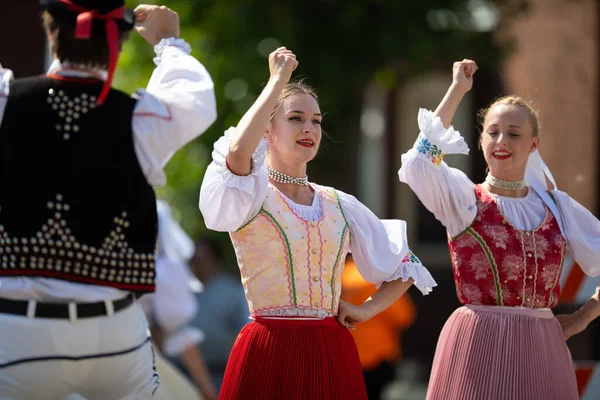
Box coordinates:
[264,134,277,145]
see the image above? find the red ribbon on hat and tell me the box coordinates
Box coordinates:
[58,0,126,105]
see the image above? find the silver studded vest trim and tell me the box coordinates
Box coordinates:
[0,194,156,289]
[47,89,97,141]
[0,77,158,292]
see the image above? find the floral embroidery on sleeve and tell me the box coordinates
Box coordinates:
[415,135,444,166]
[402,250,422,264]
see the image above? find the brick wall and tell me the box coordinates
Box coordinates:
[500,0,598,210]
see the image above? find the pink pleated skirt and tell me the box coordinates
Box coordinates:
[426,305,579,400]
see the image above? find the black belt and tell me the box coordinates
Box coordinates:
[0,293,135,320]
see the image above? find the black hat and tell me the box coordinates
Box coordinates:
[40,0,136,104]
[40,0,135,32]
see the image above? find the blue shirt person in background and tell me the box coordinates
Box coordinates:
[187,237,250,392]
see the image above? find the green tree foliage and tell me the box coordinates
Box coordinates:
[116,0,528,249]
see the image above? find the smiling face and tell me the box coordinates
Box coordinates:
[480,100,540,181]
[266,92,322,165]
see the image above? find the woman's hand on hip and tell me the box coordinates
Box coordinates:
[337,300,376,330]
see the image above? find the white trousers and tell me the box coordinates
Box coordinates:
[0,302,158,400]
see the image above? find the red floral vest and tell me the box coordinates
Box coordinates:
[448,185,565,308]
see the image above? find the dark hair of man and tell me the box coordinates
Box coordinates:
[42,10,129,68]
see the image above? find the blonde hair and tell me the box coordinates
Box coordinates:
[478,95,540,137]
[269,81,318,122]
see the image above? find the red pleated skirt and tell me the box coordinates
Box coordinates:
[426,305,579,400]
[218,317,367,400]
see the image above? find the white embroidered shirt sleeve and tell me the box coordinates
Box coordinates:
[338,191,437,294]
[132,37,217,187]
[398,108,477,237]
[414,108,470,158]
[199,127,269,232]
[554,190,600,277]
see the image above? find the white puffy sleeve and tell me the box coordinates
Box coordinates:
[199,127,269,232]
[553,190,600,277]
[152,255,205,357]
[398,108,477,238]
[132,38,217,187]
[337,190,437,294]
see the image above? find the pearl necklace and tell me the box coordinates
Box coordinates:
[485,174,526,191]
[267,165,309,186]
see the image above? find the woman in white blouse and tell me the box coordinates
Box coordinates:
[399,59,600,400]
[199,47,436,400]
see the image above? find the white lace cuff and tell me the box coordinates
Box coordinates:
[413,108,469,165]
[383,251,437,295]
[153,37,192,65]
[212,127,268,196]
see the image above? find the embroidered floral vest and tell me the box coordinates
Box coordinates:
[448,185,565,308]
[230,184,351,317]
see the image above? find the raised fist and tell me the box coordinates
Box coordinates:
[269,47,299,84]
[134,5,180,46]
[452,59,478,93]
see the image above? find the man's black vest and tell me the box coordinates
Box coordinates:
[0,76,157,292]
